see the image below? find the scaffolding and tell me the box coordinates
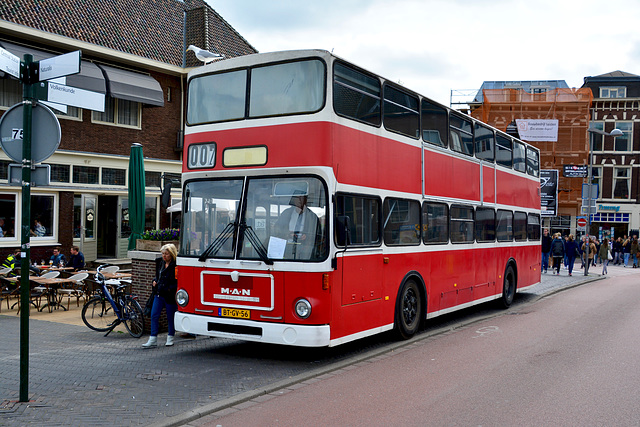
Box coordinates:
[470,88,593,212]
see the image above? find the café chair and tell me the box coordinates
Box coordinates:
[57,272,89,309]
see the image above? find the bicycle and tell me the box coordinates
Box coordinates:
[81,265,144,338]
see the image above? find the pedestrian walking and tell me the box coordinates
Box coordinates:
[599,238,610,275]
[622,235,631,267]
[582,237,597,274]
[564,234,580,276]
[613,237,623,265]
[541,229,552,273]
[142,243,178,348]
[550,233,565,275]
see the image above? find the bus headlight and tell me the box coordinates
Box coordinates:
[294,298,311,319]
[176,289,189,307]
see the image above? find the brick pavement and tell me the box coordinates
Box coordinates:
[0,264,612,426]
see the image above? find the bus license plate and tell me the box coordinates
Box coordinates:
[220,308,250,319]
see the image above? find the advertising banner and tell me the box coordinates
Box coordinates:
[540,169,558,217]
[516,119,559,142]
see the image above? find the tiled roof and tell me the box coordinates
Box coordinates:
[592,70,639,78]
[0,0,257,67]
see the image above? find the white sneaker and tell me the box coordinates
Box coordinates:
[142,336,157,348]
[166,335,174,347]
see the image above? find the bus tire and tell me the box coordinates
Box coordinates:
[499,264,517,309]
[394,279,422,340]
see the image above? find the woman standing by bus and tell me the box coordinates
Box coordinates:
[142,244,178,348]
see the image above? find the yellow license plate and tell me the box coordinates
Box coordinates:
[220,308,250,319]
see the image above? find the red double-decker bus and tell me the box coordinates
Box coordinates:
[174,50,541,347]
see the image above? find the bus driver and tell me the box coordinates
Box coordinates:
[273,193,321,260]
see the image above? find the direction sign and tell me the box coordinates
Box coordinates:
[39,50,81,81]
[35,81,105,112]
[0,46,20,78]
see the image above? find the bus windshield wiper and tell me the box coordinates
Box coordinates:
[198,222,236,262]
[240,221,273,265]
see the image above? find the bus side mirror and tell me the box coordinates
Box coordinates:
[161,180,172,208]
[336,215,351,247]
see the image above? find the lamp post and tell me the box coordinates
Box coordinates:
[584,127,623,275]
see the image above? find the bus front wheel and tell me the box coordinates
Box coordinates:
[395,279,422,339]
[499,265,517,308]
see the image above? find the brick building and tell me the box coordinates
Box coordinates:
[0,0,257,263]
[581,71,640,239]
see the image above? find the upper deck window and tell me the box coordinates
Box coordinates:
[187,59,325,125]
[421,99,448,148]
[187,70,247,124]
[333,62,381,126]
[449,114,473,156]
[249,60,325,117]
[383,85,419,139]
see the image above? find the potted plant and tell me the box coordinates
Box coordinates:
[136,228,180,251]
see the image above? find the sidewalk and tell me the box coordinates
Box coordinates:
[0,263,620,427]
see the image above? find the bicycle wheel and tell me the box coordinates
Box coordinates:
[82,296,117,332]
[122,298,145,338]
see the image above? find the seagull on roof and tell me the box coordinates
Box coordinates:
[187,45,224,64]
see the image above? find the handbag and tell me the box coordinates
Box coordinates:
[143,289,156,317]
[608,249,613,261]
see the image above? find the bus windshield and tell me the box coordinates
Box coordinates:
[187,59,326,125]
[181,176,328,262]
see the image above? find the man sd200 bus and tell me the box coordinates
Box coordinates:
[174,50,541,347]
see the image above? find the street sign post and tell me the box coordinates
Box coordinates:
[38,50,80,81]
[0,46,20,78]
[0,49,96,403]
[36,81,105,112]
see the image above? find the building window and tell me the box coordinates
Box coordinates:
[92,97,141,128]
[613,167,631,199]
[591,166,602,195]
[0,160,10,180]
[30,194,55,239]
[47,164,70,183]
[590,122,604,152]
[600,87,626,98]
[0,78,21,108]
[146,171,161,188]
[614,122,632,152]
[145,197,157,230]
[102,168,126,186]
[0,193,17,238]
[73,166,99,184]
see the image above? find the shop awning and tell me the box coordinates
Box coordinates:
[97,64,164,107]
[0,41,106,94]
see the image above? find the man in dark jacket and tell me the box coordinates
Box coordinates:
[541,229,552,273]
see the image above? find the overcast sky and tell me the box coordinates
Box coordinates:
[207,0,640,107]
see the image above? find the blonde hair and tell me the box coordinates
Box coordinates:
[161,243,177,261]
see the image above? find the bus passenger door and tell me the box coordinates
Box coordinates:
[339,249,383,305]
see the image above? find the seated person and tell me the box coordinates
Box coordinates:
[30,219,46,237]
[1,248,20,277]
[67,245,85,271]
[50,247,67,267]
[273,194,322,260]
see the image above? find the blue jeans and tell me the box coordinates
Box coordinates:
[624,253,630,266]
[150,294,177,337]
[542,252,550,271]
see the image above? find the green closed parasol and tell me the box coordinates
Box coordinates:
[128,143,146,250]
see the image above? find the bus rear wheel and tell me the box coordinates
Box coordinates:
[499,265,517,308]
[395,279,422,339]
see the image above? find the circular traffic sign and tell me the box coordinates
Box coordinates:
[577,217,588,228]
[0,102,61,163]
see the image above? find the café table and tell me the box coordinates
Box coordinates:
[31,276,78,312]
[83,271,132,280]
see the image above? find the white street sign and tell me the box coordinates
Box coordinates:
[39,50,80,81]
[46,81,105,112]
[0,46,20,78]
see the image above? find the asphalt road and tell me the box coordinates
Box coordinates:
[0,263,627,426]
[194,266,640,427]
